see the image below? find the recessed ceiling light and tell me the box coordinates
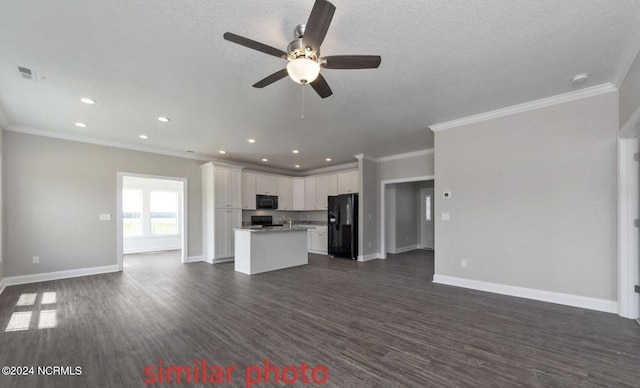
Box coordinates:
[261,158,268,162]
[80,97,96,105]
[74,122,87,128]
[186,150,194,153]
[139,134,149,139]
[571,73,589,84]
[325,158,332,162]
[292,149,299,154]
[248,139,256,143]
[219,150,227,154]
[158,116,170,122]
[295,165,301,168]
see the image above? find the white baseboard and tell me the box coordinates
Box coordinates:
[185,256,204,263]
[3,265,120,287]
[432,274,618,314]
[211,258,234,264]
[0,278,6,296]
[308,249,328,255]
[358,253,380,262]
[391,245,418,254]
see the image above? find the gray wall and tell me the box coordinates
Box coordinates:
[434,91,618,300]
[359,157,379,258]
[3,131,203,277]
[378,152,434,181]
[395,182,418,249]
[619,49,640,127]
[0,128,3,282]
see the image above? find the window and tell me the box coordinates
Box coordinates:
[425,195,432,221]
[150,191,178,235]
[123,189,143,236]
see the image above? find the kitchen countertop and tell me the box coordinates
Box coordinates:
[234,226,312,233]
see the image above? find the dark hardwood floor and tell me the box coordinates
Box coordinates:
[0,250,639,387]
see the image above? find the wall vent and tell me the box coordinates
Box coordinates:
[18,66,36,81]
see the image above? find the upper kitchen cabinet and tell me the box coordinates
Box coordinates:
[293,178,305,211]
[337,170,358,194]
[204,162,243,209]
[276,176,293,210]
[315,174,338,210]
[242,172,256,210]
[304,176,317,210]
[256,173,277,195]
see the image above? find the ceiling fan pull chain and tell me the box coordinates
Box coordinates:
[301,83,305,120]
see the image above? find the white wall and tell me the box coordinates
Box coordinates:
[3,131,203,277]
[434,91,618,302]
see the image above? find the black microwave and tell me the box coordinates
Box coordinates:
[256,195,278,209]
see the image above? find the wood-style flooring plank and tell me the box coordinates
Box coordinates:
[0,250,638,387]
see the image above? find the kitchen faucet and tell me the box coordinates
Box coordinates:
[280,216,292,229]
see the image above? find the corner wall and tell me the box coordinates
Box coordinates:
[3,131,203,277]
[0,128,4,288]
[434,91,618,306]
[358,157,379,260]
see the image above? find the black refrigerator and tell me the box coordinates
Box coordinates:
[328,193,358,260]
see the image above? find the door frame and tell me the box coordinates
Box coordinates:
[117,172,188,270]
[618,137,640,319]
[379,175,434,259]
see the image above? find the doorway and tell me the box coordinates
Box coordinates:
[117,173,188,270]
[380,175,434,259]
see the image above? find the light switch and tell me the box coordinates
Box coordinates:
[441,212,450,221]
[99,214,111,221]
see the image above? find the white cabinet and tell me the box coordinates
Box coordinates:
[201,162,243,262]
[293,178,305,211]
[215,209,241,259]
[214,166,242,209]
[304,176,316,210]
[277,176,293,210]
[256,174,277,195]
[315,174,337,210]
[337,170,358,194]
[242,172,256,210]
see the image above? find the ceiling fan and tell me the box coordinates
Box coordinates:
[223,0,381,98]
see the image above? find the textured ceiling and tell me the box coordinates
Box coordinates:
[0,1,639,172]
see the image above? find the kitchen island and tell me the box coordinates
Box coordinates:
[234,226,310,275]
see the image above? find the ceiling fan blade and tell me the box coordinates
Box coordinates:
[223,32,287,59]
[301,0,336,54]
[310,74,333,98]
[322,55,381,69]
[252,69,289,88]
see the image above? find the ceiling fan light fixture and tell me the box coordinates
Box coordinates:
[287,57,320,84]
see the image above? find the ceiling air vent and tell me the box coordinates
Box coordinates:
[18,66,36,81]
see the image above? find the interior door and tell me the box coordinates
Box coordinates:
[420,188,434,249]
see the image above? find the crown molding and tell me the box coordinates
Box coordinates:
[429,83,618,132]
[354,154,378,163]
[302,162,358,176]
[7,125,215,161]
[612,21,640,88]
[376,148,434,163]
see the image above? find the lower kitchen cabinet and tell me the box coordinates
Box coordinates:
[215,209,241,259]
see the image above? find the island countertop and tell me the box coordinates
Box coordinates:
[234,226,312,233]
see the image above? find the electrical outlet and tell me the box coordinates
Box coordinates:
[33,256,40,264]
[461,259,467,268]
